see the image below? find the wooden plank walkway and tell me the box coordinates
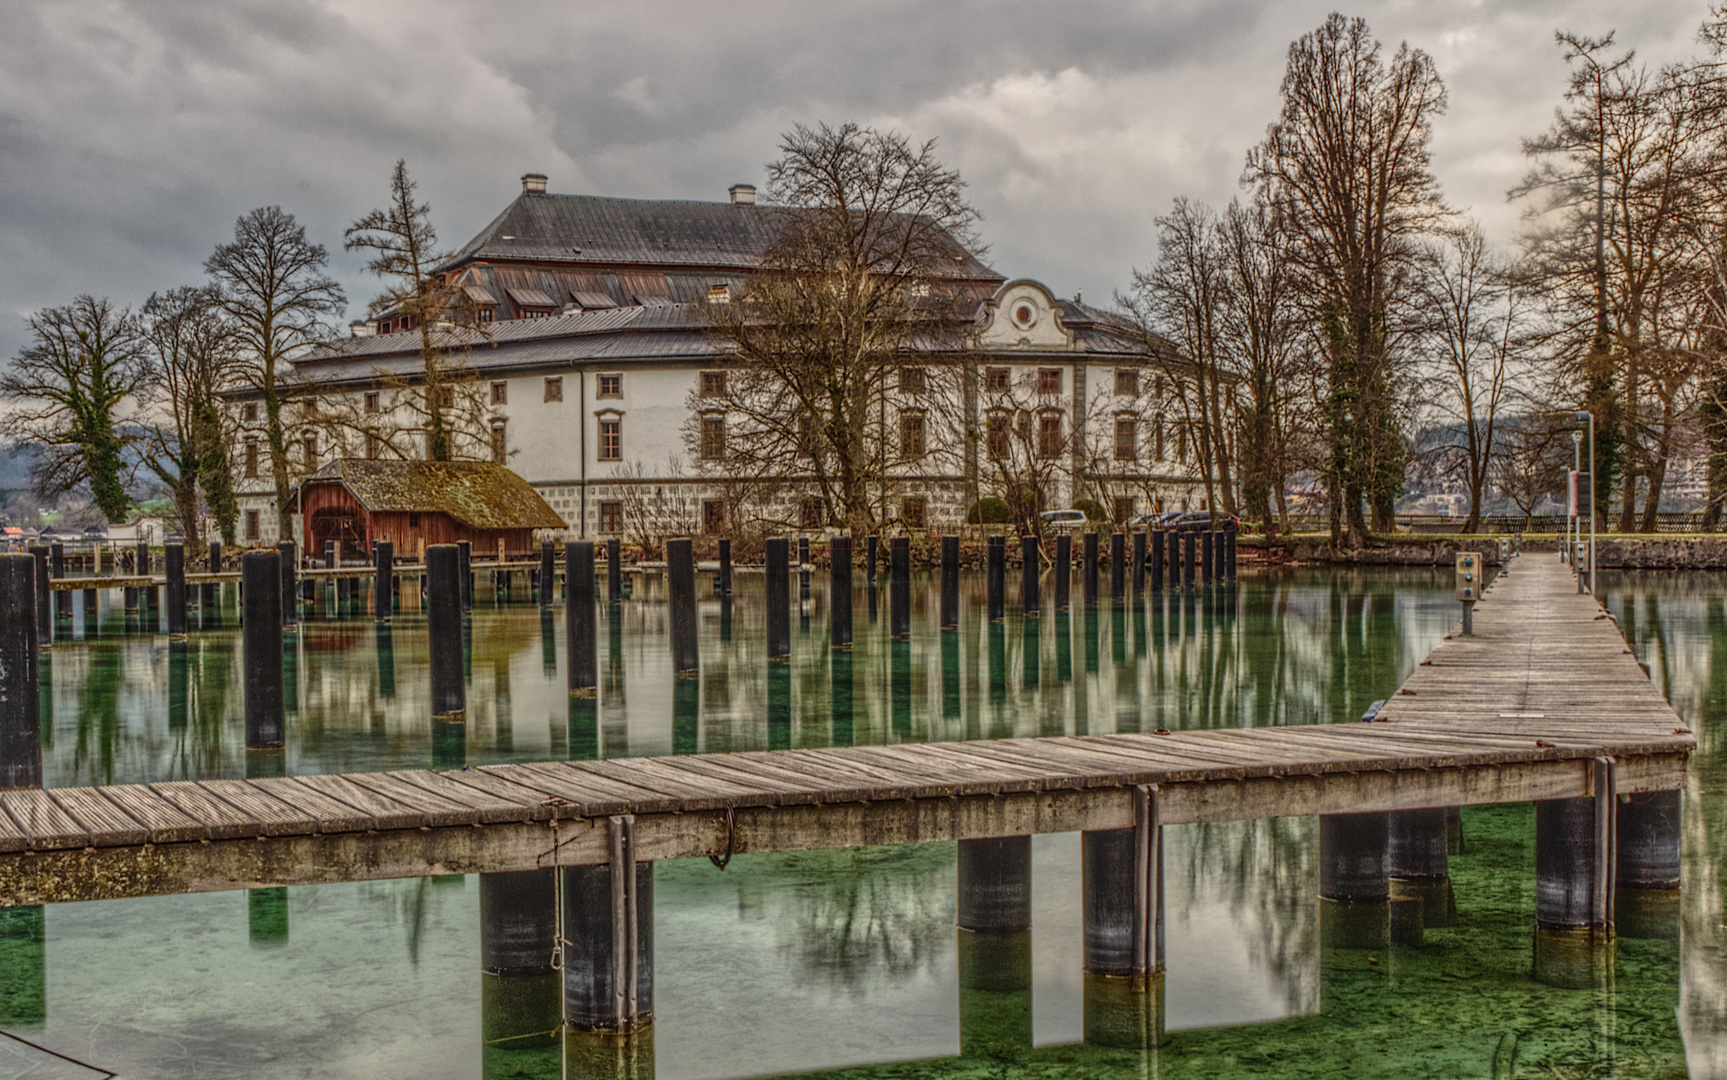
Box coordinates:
[0,555,1692,906]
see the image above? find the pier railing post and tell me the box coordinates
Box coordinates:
[242,550,285,749]
[766,537,791,658]
[567,541,598,696]
[0,554,42,789]
[667,538,699,676]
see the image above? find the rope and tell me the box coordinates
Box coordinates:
[0,1029,116,1077]
[708,805,737,870]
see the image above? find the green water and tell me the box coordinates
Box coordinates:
[0,565,1713,1078]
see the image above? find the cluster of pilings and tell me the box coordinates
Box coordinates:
[1319,770,1680,989]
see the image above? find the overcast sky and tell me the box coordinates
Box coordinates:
[0,0,1711,363]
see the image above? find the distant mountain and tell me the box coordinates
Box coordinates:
[0,443,35,491]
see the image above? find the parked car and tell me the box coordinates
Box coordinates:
[1038,509,1090,530]
[1127,510,1180,528]
[1162,511,1240,532]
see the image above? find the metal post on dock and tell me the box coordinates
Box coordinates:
[241,550,285,749]
[667,538,699,676]
[1150,531,1164,593]
[457,540,473,613]
[766,537,791,659]
[607,538,623,604]
[538,540,554,608]
[567,541,597,696]
[165,540,187,640]
[1054,534,1071,612]
[1109,532,1125,603]
[275,541,297,630]
[986,536,1005,622]
[427,545,465,722]
[1082,532,1099,608]
[957,835,1033,1060]
[718,537,732,596]
[1082,785,1164,1049]
[1533,758,1617,988]
[940,535,960,629]
[831,535,853,648]
[28,547,49,649]
[1021,534,1039,616]
[0,554,42,789]
[891,536,911,638]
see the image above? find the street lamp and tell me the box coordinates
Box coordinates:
[1571,430,1584,593]
[1574,410,1596,596]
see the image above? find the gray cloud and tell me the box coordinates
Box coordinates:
[0,0,1710,363]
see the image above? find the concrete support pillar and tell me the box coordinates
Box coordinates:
[481,869,561,1058]
[1320,811,1392,951]
[958,836,1032,1061]
[1389,807,1455,928]
[1616,789,1680,939]
[1082,786,1164,1049]
[562,817,653,1033]
[1534,759,1618,987]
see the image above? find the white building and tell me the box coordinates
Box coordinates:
[233,175,1212,544]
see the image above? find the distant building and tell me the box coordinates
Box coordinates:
[233,174,1216,543]
[298,459,564,561]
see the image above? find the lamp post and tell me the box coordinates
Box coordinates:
[1574,411,1596,596]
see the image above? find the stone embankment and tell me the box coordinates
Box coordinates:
[1285,534,1727,569]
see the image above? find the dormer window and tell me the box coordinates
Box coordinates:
[708,284,731,304]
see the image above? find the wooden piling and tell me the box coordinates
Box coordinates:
[667,538,699,676]
[1109,533,1125,602]
[567,541,598,696]
[1082,532,1098,608]
[457,540,473,613]
[1132,532,1146,599]
[831,535,853,649]
[1020,535,1039,616]
[28,548,49,649]
[940,535,959,629]
[1150,531,1164,593]
[607,538,623,604]
[374,541,393,622]
[986,536,1005,622]
[539,540,555,608]
[275,541,297,629]
[1054,534,1071,612]
[890,536,911,638]
[718,537,732,596]
[241,550,285,749]
[427,545,465,721]
[766,537,791,659]
[798,536,811,599]
[165,541,187,640]
[0,555,42,790]
[1181,532,1195,588]
[866,535,879,587]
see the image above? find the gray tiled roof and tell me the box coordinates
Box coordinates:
[443,191,1002,282]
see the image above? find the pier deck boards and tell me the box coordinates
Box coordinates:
[0,555,1692,906]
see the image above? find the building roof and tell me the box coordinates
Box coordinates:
[304,459,565,531]
[443,190,1003,281]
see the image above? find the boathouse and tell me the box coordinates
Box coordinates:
[299,458,564,560]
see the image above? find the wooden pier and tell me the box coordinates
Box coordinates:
[0,554,1690,907]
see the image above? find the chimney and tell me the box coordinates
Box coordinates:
[728,184,756,206]
[521,173,548,195]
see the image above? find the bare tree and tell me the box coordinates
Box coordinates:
[205,206,346,539]
[0,296,152,522]
[1245,13,1449,546]
[344,160,491,463]
[140,286,245,547]
[1491,416,1571,530]
[692,122,987,537]
[1414,224,1522,533]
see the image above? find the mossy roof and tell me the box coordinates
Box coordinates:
[306,459,564,531]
